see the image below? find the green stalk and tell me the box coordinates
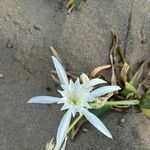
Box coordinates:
[68,115,82,133]
[67,100,139,134]
[105,100,139,106]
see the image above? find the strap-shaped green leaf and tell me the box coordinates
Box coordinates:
[125,82,138,96]
[129,63,145,88]
[146,88,150,98]
[140,107,150,118]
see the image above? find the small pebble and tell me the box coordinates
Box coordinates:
[5,14,11,21]
[121,118,125,123]
[33,25,41,31]
[6,39,13,48]
[0,74,4,78]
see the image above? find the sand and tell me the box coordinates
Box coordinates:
[0,0,150,149]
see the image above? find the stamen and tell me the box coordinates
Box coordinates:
[70,97,79,105]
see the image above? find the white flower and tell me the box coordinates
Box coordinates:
[28,56,121,150]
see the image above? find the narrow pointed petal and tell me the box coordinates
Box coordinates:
[57,98,65,104]
[57,90,65,97]
[61,104,70,111]
[27,96,60,104]
[74,78,81,92]
[82,78,107,88]
[83,101,92,109]
[69,79,74,87]
[75,78,80,85]
[83,109,112,138]
[60,137,68,150]
[52,56,68,85]
[90,85,121,98]
[55,110,71,150]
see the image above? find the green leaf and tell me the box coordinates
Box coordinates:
[126,93,135,99]
[91,105,111,116]
[146,88,150,98]
[121,89,131,97]
[141,98,150,109]
[143,98,150,104]
[141,105,150,109]
[125,82,138,96]
[129,63,145,88]
[140,107,150,118]
[105,100,140,106]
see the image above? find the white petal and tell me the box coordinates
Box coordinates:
[57,98,65,104]
[74,78,81,92]
[27,96,60,104]
[75,78,80,85]
[83,102,92,109]
[52,56,68,85]
[55,110,71,150]
[69,79,74,87]
[61,84,68,91]
[82,78,107,88]
[60,137,68,150]
[83,109,112,138]
[90,85,121,98]
[57,90,65,96]
[61,104,70,111]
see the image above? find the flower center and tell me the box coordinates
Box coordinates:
[69,97,80,106]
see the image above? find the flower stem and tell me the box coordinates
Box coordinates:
[68,115,82,133]
[105,100,140,106]
[67,100,140,133]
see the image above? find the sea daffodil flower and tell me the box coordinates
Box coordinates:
[28,56,121,150]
